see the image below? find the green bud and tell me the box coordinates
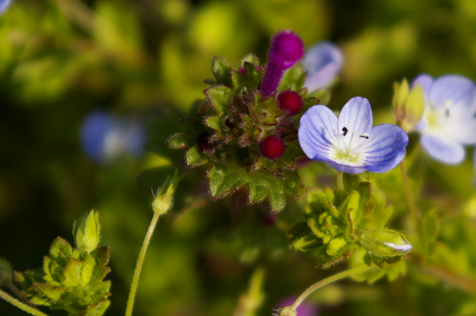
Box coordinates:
[73,210,101,254]
[393,79,424,132]
[360,228,412,258]
[0,258,12,287]
[278,306,297,316]
[152,169,181,215]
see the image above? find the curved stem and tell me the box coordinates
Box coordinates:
[0,289,49,316]
[291,265,373,311]
[125,212,161,316]
[399,161,420,221]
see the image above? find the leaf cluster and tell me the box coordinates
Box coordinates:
[166,54,330,211]
[14,237,111,316]
[288,181,410,277]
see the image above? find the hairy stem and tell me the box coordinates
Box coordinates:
[336,172,344,191]
[399,161,420,221]
[125,212,161,316]
[0,289,49,316]
[291,265,373,311]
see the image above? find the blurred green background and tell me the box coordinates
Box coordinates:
[1,0,476,315]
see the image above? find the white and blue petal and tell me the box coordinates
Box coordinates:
[429,75,476,114]
[337,97,373,151]
[303,42,344,91]
[420,133,465,164]
[298,105,339,162]
[363,124,409,173]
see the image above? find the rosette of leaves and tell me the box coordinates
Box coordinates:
[14,237,111,316]
[288,182,412,273]
[167,53,329,212]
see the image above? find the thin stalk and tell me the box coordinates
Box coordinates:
[125,212,161,316]
[399,161,420,221]
[291,265,373,311]
[0,289,49,316]
[6,280,31,306]
[336,172,344,191]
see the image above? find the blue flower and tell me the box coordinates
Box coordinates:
[302,41,344,92]
[412,74,476,164]
[80,110,147,163]
[298,97,409,174]
[0,0,11,14]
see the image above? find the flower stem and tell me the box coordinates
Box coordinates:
[0,289,49,316]
[399,161,420,221]
[336,172,344,191]
[125,212,161,316]
[291,265,373,311]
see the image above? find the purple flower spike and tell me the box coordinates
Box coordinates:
[303,41,344,92]
[298,97,409,174]
[260,30,304,98]
[0,0,11,14]
[412,74,476,164]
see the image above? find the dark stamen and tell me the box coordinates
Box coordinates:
[445,109,450,118]
[359,133,369,139]
[342,127,348,136]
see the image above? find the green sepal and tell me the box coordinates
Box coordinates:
[349,248,407,284]
[231,62,264,94]
[212,56,232,87]
[239,53,260,68]
[185,147,209,168]
[278,62,306,92]
[307,88,330,105]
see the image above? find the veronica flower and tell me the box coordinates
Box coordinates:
[303,41,344,92]
[80,110,147,163]
[0,0,11,14]
[412,74,476,164]
[298,97,408,174]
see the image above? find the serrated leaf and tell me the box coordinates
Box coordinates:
[239,53,260,68]
[212,56,232,87]
[82,298,110,316]
[204,115,221,132]
[63,259,82,287]
[185,147,208,168]
[33,283,64,303]
[278,62,306,92]
[49,237,75,264]
[307,88,330,105]
[204,85,233,116]
[81,256,96,287]
[166,132,192,149]
[207,162,248,199]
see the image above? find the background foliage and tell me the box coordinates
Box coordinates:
[1,0,476,315]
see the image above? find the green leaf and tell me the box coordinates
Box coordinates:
[83,298,111,316]
[33,283,64,303]
[278,62,306,92]
[63,258,82,287]
[307,88,330,105]
[212,56,232,87]
[207,162,248,200]
[81,256,96,287]
[185,147,209,168]
[204,85,234,116]
[239,53,260,68]
[166,132,192,149]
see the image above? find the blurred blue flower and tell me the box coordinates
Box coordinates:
[80,110,147,163]
[299,97,408,174]
[412,74,476,164]
[302,42,344,92]
[0,0,11,14]
[276,296,318,316]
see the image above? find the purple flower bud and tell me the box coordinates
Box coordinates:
[260,31,304,98]
[0,0,11,14]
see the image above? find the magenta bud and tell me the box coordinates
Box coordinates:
[259,136,285,160]
[278,90,303,114]
[260,31,304,98]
